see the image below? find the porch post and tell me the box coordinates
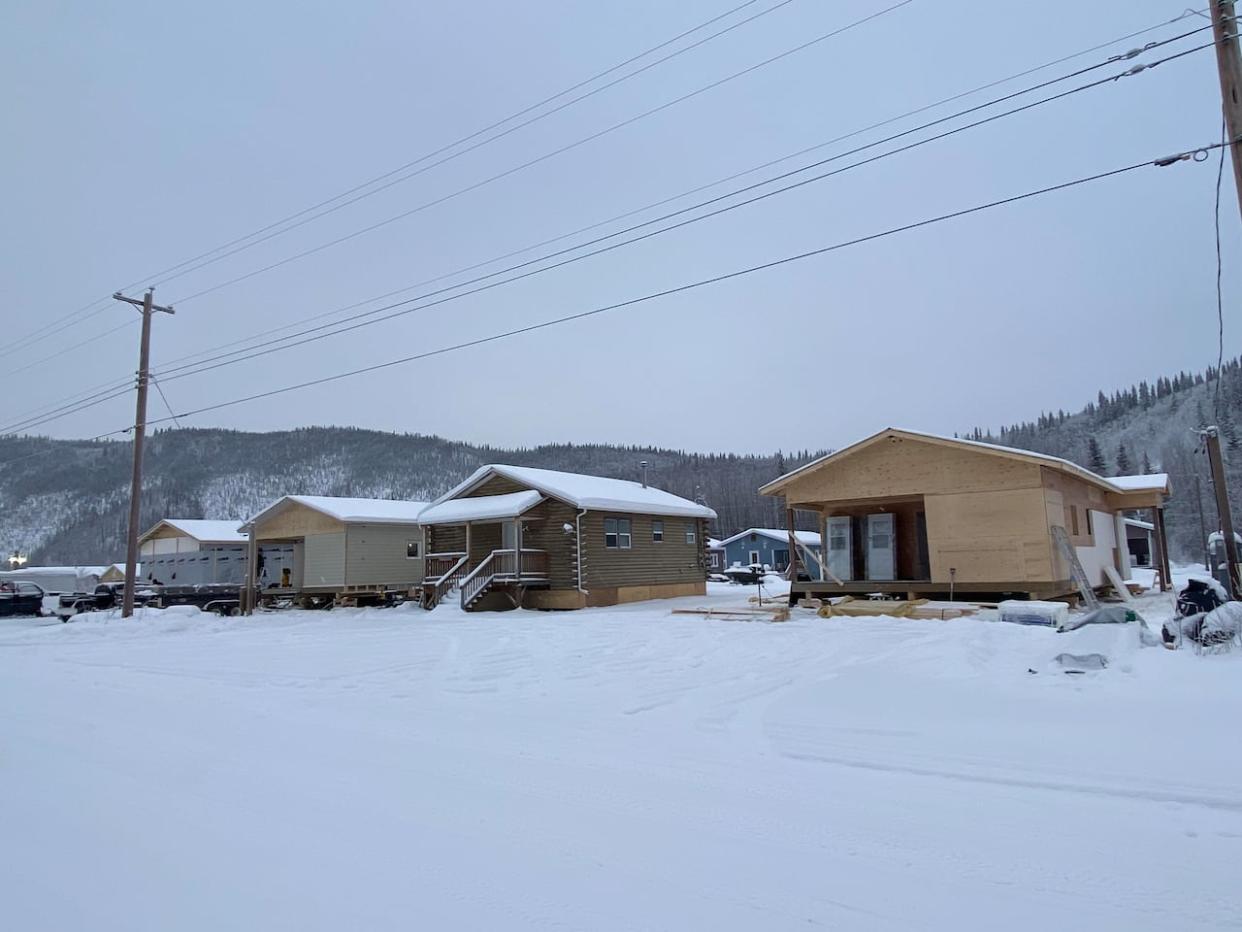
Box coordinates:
[1113,512,1132,580]
[515,520,523,577]
[786,506,799,582]
[465,521,472,566]
[1147,507,1167,593]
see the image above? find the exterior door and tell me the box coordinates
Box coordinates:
[827,516,852,581]
[866,514,896,581]
[501,520,517,551]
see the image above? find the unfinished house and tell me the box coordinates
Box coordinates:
[241,496,427,606]
[138,519,252,587]
[418,464,715,610]
[759,428,1171,603]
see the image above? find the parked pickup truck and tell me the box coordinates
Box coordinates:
[56,583,241,621]
[56,583,157,621]
[0,581,46,617]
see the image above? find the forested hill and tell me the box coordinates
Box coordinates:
[0,429,822,564]
[965,355,1242,561]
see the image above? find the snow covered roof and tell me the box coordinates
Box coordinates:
[141,519,248,544]
[1110,473,1170,493]
[1123,518,1154,531]
[429,465,716,520]
[245,495,429,529]
[707,538,724,550]
[718,528,822,548]
[418,491,543,525]
[0,565,107,577]
[761,428,1170,499]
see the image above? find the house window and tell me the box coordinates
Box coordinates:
[709,552,720,568]
[605,518,632,549]
[652,520,664,542]
[406,540,420,559]
[685,525,696,545]
[1069,506,1079,537]
[1085,510,1093,536]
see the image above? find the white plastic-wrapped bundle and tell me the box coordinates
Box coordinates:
[998,599,1070,629]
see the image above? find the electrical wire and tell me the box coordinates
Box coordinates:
[147,0,807,291]
[138,143,1223,431]
[154,37,1216,384]
[150,376,182,429]
[15,0,791,349]
[167,0,917,305]
[150,9,1224,376]
[2,320,136,383]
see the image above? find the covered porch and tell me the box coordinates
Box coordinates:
[419,491,552,610]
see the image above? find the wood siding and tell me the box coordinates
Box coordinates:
[428,525,466,554]
[520,498,580,589]
[465,474,528,498]
[253,503,344,540]
[345,524,423,587]
[582,512,707,590]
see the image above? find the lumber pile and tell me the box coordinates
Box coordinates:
[815,596,977,620]
[672,606,791,623]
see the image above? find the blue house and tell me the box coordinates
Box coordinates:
[718,528,823,580]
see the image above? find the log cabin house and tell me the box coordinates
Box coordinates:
[760,428,1172,603]
[417,464,715,610]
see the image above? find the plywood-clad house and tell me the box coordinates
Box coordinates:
[138,519,252,586]
[418,465,716,610]
[760,428,1172,603]
[241,496,427,606]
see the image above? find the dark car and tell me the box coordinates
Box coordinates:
[0,581,46,617]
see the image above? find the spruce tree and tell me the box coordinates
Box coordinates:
[1141,451,1154,475]
[1116,443,1132,476]
[1087,437,1107,473]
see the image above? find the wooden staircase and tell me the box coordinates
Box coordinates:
[421,553,469,609]
[458,549,550,611]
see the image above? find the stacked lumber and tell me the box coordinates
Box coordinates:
[816,596,977,620]
[672,606,791,623]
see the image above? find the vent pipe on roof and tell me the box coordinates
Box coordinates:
[640,461,649,488]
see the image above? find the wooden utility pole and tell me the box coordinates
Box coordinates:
[1203,426,1241,598]
[1212,0,1242,220]
[113,289,175,618]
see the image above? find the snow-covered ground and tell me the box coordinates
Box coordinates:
[1,573,1239,930]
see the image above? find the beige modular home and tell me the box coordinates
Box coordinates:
[241,495,427,606]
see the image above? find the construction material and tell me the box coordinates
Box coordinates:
[1103,565,1136,604]
[1050,525,1100,611]
[673,606,791,623]
[814,595,978,620]
[998,599,1070,629]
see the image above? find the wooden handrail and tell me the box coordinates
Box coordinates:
[458,549,551,609]
[425,553,470,609]
[459,552,498,607]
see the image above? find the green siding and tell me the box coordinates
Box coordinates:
[582,512,707,589]
[345,524,423,587]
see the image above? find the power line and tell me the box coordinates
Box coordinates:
[2,319,136,383]
[147,0,806,291]
[154,36,1215,384]
[139,142,1222,431]
[150,10,1222,376]
[167,0,916,305]
[150,376,182,429]
[16,0,790,350]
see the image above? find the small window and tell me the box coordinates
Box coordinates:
[605,518,632,549]
[652,520,664,543]
[685,525,697,545]
[1085,511,1093,536]
[406,540,420,559]
[1069,506,1079,537]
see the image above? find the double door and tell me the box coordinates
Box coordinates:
[826,514,896,581]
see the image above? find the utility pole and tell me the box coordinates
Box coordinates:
[1211,0,1242,220]
[1202,426,1241,598]
[113,289,175,618]
[1194,471,1211,570]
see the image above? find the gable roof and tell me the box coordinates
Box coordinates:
[760,427,1166,498]
[140,519,248,545]
[418,490,544,525]
[244,495,429,529]
[427,464,716,520]
[719,528,822,548]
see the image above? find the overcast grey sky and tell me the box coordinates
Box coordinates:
[2,0,1237,454]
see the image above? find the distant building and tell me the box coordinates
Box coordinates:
[1124,517,1154,567]
[0,565,105,594]
[717,528,823,579]
[706,538,726,573]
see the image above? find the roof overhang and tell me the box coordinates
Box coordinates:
[418,490,544,525]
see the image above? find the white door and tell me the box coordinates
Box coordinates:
[866,514,896,581]
[501,521,517,551]
[827,516,853,581]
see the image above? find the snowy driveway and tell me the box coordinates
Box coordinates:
[1,590,1239,930]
